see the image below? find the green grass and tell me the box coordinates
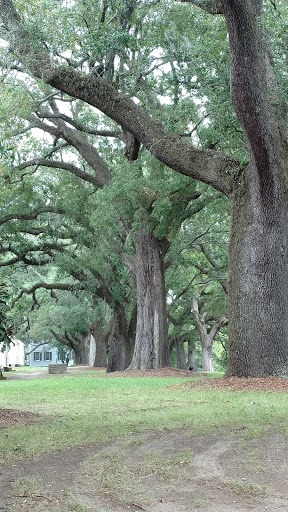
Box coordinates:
[223,479,272,497]
[0,369,287,463]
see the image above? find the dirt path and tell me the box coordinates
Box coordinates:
[1,370,287,511]
[193,439,233,479]
[1,428,287,512]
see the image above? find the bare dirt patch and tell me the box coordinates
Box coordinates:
[1,428,287,512]
[1,370,287,512]
[0,408,42,427]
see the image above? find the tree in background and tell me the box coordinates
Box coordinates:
[166,192,228,370]
[0,282,13,348]
[0,59,221,371]
[0,282,13,377]
[0,0,287,376]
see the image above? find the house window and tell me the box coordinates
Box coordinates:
[44,352,52,362]
[34,352,42,362]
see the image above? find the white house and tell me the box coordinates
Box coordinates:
[0,338,25,367]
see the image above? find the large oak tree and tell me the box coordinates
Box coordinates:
[0,0,287,376]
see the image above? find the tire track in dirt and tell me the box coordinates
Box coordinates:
[193,439,233,478]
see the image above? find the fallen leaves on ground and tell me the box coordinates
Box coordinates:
[107,367,288,392]
[182,375,288,392]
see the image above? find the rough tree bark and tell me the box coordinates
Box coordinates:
[1,0,288,376]
[168,337,187,369]
[128,217,170,369]
[174,337,187,369]
[73,333,90,365]
[87,267,135,372]
[106,303,134,372]
[89,318,113,367]
[222,1,288,376]
[51,329,90,365]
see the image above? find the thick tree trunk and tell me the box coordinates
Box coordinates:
[88,335,96,366]
[168,337,187,369]
[227,186,288,377]
[201,339,213,372]
[106,338,125,373]
[73,333,90,365]
[93,333,106,367]
[106,303,134,372]
[175,337,187,369]
[129,221,169,369]
[223,1,288,377]
[128,304,137,344]
[51,328,90,365]
[90,318,113,367]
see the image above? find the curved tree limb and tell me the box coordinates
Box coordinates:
[0,255,19,266]
[16,158,102,186]
[191,296,227,343]
[25,341,49,355]
[11,282,83,307]
[198,244,228,294]
[36,111,123,139]
[0,207,65,227]
[208,313,228,340]
[50,328,77,350]
[221,0,287,198]
[0,0,241,197]
[0,254,51,267]
[30,115,112,187]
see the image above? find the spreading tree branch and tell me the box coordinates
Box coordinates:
[0,254,51,267]
[50,328,77,350]
[36,111,123,139]
[0,207,65,227]
[0,0,241,197]
[25,341,49,355]
[29,115,112,187]
[16,158,102,186]
[11,282,83,307]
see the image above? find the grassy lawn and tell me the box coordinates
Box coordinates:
[0,368,287,464]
